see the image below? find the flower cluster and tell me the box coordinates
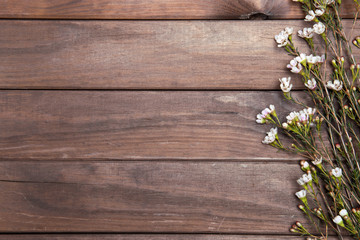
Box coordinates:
[256,105,276,124]
[275,27,294,47]
[286,54,325,75]
[258,0,360,239]
[292,159,358,237]
[304,9,325,22]
[326,79,343,91]
[298,22,326,39]
[285,108,316,126]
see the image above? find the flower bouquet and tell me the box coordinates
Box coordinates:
[256,0,360,239]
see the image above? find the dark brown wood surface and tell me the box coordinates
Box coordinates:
[1,0,350,238]
[1,20,359,90]
[0,235,346,240]
[0,0,356,19]
[0,235,348,240]
[0,161,307,233]
[0,91,309,161]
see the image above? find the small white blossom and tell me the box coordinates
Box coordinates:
[339,209,348,217]
[313,22,326,34]
[256,114,266,124]
[305,107,316,115]
[305,78,317,90]
[333,216,344,226]
[325,0,335,4]
[332,167,342,178]
[298,110,308,122]
[306,54,319,64]
[295,190,307,199]
[286,111,300,124]
[297,178,305,186]
[279,77,292,93]
[312,157,322,165]
[287,58,303,74]
[327,79,343,91]
[262,127,278,145]
[284,27,294,35]
[318,54,326,63]
[262,134,275,144]
[282,122,288,129]
[262,105,275,117]
[298,28,314,39]
[305,10,316,21]
[302,161,310,169]
[270,127,278,136]
[315,8,325,16]
[275,28,292,47]
[296,53,307,65]
[302,173,312,183]
[286,108,316,126]
[256,105,275,124]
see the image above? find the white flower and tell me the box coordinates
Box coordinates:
[302,173,312,183]
[339,209,348,217]
[262,134,275,144]
[321,54,326,62]
[279,77,292,93]
[305,78,317,90]
[333,216,344,226]
[256,114,266,124]
[312,157,322,165]
[313,22,326,34]
[298,28,314,39]
[302,161,310,169]
[297,178,305,186]
[305,10,316,21]
[325,0,335,4]
[287,58,303,74]
[284,27,294,35]
[327,79,343,91]
[282,122,288,129]
[296,53,307,65]
[317,54,326,63]
[298,110,309,122]
[295,190,307,199]
[257,105,275,124]
[262,105,275,117]
[270,128,277,136]
[305,107,316,116]
[306,54,319,64]
[315,8,325,16]
[332,167,342,178]
[286,108,315,126]
[275,29,291,47]
[262,127,278,145]
[286,111,299,124]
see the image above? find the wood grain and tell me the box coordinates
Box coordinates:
[0,0,356,19]
[0,235,346,240]
[0,91,310,161]
[1,20,359,90]
[0,161,309,233]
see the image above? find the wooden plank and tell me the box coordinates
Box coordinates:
[0,91,309,161]
[1,20,359,90]
[0,0,356,19]
[0,161,309,233]
[0,235,346,240]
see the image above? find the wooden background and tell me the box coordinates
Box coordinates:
[0,0,357,239]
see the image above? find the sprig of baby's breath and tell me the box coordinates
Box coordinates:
[257,0,360,239]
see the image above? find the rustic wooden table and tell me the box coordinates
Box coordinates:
[0,0,356,239]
